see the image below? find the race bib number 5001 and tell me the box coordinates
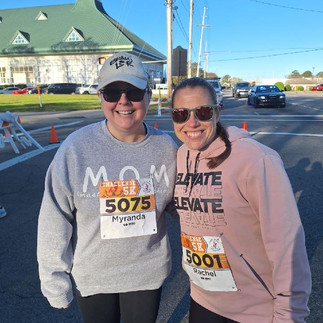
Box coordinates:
[99,178,157,239]
[181,232,237,291]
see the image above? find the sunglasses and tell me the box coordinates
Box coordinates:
[172,104,219,124]
[99,87,148,102]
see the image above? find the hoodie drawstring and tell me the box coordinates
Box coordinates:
[185,150,201,196]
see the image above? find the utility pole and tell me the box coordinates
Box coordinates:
[188,0,194,78]
[196,7,209,77]
[204,40,208,78]
[165,0,175,98]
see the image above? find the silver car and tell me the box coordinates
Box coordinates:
[0,87,21,94]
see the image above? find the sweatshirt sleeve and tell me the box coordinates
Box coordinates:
[37,149,75,308]
[246,153,311,322]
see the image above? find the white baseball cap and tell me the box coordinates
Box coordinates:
[98,52,148,90]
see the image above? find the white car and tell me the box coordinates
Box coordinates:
[205,79,223,104]
[76,84,98,94]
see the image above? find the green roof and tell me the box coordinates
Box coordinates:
[0,0,166,60]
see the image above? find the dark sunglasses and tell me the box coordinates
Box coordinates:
[99,87,148,102]
[172,104,219,124]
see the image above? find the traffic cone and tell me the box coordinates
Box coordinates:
[50,125,59,144]
[154,122,158,129]
[242,121,248,131]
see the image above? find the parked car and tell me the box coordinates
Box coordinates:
[0,87,21,94]
[247,85,286,108]
[44,83,78,94]
[311,84,323,91]
[29,85,48,94]
[232,82,251,98]
[205,79,223,104]
[76,84,98,94]
[12,87,34,94]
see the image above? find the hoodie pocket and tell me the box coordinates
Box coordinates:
[240,254,275,299]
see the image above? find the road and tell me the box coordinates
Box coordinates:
[0,90,322,322]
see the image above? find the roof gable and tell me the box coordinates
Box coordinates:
[64,27,84,42]
[12,31,30,45]
[35,11,48,20]
[0,0,165,60]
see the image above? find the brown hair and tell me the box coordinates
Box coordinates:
[172,77,231,169]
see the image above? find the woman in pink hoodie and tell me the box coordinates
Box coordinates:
[171,77,311,323]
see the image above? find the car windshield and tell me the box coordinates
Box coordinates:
[256,85,280,93]
[208,81,220,88]
[237,83,249,88]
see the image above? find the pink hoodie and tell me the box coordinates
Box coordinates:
[174,126,311,323]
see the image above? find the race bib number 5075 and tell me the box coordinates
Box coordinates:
[99,179,157,239]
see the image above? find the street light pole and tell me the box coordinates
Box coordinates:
[196,6,209,77]
[166,0,174,98]
[188,0,194,78]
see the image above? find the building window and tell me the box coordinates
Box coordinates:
[65,28,84,42]
[12,33,29,45]
[0,67,6,83]
[10,66,34,84]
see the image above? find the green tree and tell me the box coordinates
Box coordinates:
[302,70,313,78]
[289,70,300,78]
[316,71,323,77]
[275,82,284,91]
[231,77,243,84]
[190,62,204,77]
[221,74,231,83]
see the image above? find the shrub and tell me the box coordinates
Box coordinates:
[275,82,284,91]
[284,84,291,91]
[296,86,304,91]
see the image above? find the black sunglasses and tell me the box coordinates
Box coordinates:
[172,104,219,124]
[99,87,148,102]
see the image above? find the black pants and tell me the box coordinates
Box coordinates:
[189,298,239,323]
[77,288,162,323]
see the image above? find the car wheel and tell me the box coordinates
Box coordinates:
[84,91,89,94]
[254,100,259,108]
[280,103,286,108]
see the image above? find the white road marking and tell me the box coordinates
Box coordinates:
[0,143,61,171]
[1,119,322,171]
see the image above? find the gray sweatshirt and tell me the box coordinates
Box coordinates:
[37,121,177,308]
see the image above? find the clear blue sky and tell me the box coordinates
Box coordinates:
[1,0,323,82]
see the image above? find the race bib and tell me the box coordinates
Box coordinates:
[181,232,237,291]
[99,178,157,239]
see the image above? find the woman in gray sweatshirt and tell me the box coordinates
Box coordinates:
[37,52,177,323]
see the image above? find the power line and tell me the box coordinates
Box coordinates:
[247,0,323,14]
[209,48,323,62]
[180,0,189,13]
[173,8,189,42]
[208,47,318,54]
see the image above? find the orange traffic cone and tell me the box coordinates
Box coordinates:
[154,122,158,129]
[50,125,59,144]
[242,121,248,131]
